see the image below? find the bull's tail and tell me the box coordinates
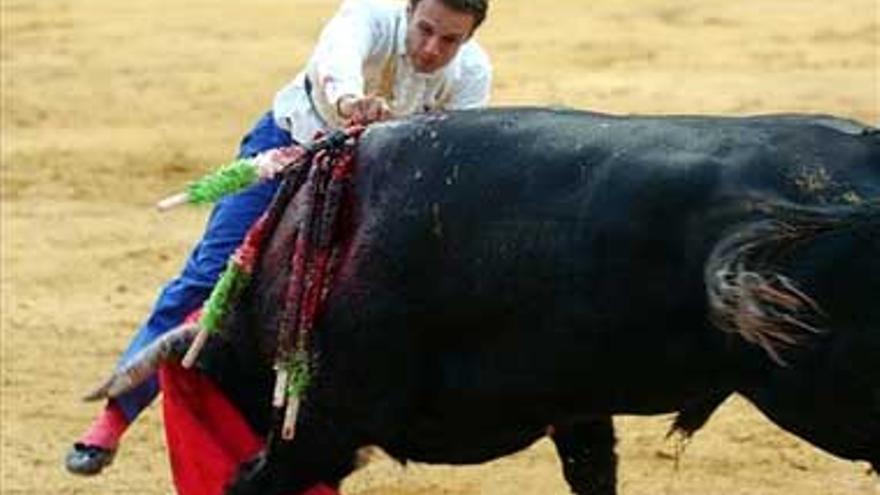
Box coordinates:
[704,200,879,365]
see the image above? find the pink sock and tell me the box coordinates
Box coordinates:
[78,401,129,450]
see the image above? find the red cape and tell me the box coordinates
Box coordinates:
[159,363,338,495]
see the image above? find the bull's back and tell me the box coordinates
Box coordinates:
[350,108,879,320]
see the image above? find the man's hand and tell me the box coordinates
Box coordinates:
[337,95,392,124]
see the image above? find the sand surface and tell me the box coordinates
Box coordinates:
[2,0,878,493]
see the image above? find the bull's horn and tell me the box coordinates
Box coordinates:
[82,376,115,403]
[82,323,198,401]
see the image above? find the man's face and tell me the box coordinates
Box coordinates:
[406,0,476,74]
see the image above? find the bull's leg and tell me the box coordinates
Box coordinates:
[551,417,617,495]
[225,409,360,495]
[740,382,880,474]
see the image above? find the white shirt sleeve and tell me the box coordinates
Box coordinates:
[444,42,493,110]
[309,0,388,107]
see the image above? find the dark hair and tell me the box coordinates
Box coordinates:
[410,0,489,31]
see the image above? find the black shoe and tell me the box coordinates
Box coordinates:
[64,443,116,475]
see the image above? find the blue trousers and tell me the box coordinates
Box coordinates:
[115,111,294,421]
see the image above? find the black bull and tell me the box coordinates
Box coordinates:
[189,109,878,494]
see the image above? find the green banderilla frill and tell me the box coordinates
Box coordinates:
[200,259,251,333]
[186,159,259,205]
[181,259,252,368]
[285,350,311,398]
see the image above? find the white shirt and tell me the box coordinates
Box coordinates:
[272,0,492,143]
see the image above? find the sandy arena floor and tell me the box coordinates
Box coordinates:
[2,0,879,493]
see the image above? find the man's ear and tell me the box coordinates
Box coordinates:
[464,19,478,41]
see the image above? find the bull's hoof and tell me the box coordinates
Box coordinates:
[64,443,116,475]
